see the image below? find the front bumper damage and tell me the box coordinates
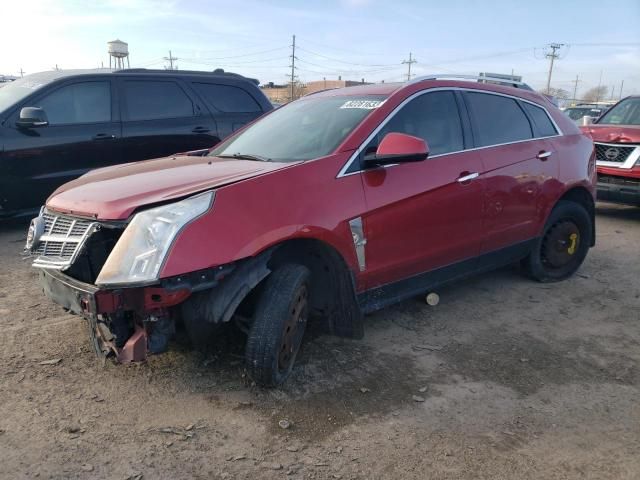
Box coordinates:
[38,268,219,362]
[37,256,263,363]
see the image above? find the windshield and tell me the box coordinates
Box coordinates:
[210,95,387,162]
[597,97,640,125]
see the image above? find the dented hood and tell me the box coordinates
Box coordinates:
[580,124,640,143]
[46,155,296,220]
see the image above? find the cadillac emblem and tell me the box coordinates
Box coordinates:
[25,216,45,252]
[604,148,620,161]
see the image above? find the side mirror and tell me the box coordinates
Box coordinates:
[16,107,49,128]
[363,132,429,168]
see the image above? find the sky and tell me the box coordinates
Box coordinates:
[2,0,639,98]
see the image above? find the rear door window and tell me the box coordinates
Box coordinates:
[37,81,111,125]
[122,80,194,121]
[465,92,533,147]
[522,102,557,137]
[193,83,262,113]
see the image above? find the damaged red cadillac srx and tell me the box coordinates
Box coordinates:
[25,75,596,386]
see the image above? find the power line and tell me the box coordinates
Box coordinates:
[401,52,417,81]
[296,46,397,67]
[185,46,289,61]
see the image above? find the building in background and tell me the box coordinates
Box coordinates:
[261,77,371,104]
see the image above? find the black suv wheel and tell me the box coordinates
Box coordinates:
[245,264,310,387]
[522,200,592,282]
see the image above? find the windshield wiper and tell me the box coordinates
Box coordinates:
[217,153,272,162]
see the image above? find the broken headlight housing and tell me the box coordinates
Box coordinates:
[95,191,214,287]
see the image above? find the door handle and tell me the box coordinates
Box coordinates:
[457,172,479,183]
[192,126,210,134]
[536,150,553,161]
[93,133,115,140]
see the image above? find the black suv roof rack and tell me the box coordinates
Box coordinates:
[410,74,533,91]
[116,68,259,85]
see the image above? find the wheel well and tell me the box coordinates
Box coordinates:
[555,187,596,246]
[266,238,364,338]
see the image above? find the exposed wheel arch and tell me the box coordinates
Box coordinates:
[268,238,364,339]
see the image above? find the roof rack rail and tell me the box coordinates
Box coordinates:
[410,74,533,91]
[115,68,259,85]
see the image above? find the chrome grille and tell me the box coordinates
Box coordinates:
[31,211,97,270]
[594,143,636,163]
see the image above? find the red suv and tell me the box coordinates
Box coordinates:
[580,95,640,206]
[25,75,596,386]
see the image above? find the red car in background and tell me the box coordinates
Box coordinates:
[581,95,640,206]
[25,75,596,386]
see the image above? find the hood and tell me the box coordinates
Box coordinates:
[47,155,296,220]
[580,124,640,143]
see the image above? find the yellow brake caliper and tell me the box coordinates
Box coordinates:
[567,233,578,255]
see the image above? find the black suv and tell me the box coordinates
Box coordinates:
[0,68,272,218]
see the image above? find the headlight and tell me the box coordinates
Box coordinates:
[96,191,214,286]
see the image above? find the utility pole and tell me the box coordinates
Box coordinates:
[402,52,417,81]
[571,74,580,104]
[595,69,603,103]
[164,50,178,70]
[19,68,25,77]
[289,34,297,101]
[545,43,564,94]
[619,80,624,100]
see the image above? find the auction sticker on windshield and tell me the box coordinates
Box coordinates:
[340,100,386,109]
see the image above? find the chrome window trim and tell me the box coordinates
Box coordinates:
[594,142,640,169]
[336,86,563,178]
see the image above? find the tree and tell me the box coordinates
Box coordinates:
[541,87,570,100]
[582,86,608,103]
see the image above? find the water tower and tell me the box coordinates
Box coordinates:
[108,39,130,69]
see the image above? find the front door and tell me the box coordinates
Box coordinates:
[1,79,121,214]
[355,90,485,289]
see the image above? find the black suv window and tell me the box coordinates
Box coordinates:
[466,92,533,147]
[368,91,464,157]
[37,81,110,125]
[123,81,194,121]
[523,102,557,137]
[193,83,261,113]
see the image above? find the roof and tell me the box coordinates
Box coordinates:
[11,68,259,86]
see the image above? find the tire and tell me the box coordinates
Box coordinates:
[522,200,592,282]
[245,264,311,387]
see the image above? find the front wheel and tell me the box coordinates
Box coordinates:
[245,264,310,387]
[522,200,592,282]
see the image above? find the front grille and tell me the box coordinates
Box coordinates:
[32,211,97,270]
[594,143,636,163]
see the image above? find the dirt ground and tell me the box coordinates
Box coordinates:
[1,203,639,480]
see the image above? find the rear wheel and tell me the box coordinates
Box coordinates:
[522,200,592,282]
[245,264,310,387]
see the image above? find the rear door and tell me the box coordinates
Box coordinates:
[356,90,485,288]
[463,91,557,254]
[119,78,219,162]
[190,81,265,140]
[1,78,120,213]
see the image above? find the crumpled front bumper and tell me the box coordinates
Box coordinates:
[39,269,100,318]
[38,269,191,362]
